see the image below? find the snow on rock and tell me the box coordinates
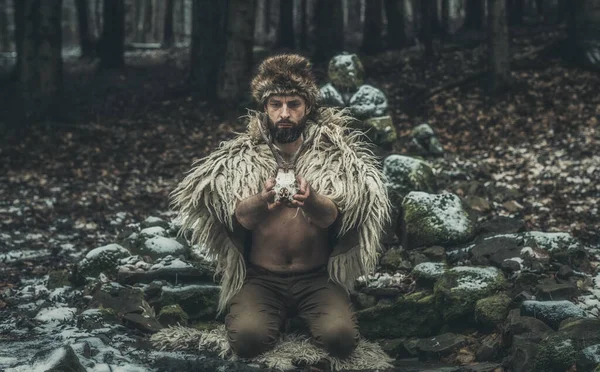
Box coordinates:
[450,266,504,291]
[77,243,131,278]
[403,191,475,248]
[577,272,600,318]
[348,84,388,119]
[412,262,447,281]
[139,226,167,239]
[141,236,186,260]
[383,155,436,207]
[357,272,407,288]
[521,300,586,328]
[35,307,77,323]
[521,231,584,253]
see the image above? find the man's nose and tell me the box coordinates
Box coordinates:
[280,105,290,118]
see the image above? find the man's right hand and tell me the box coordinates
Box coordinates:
[261,178,283,210]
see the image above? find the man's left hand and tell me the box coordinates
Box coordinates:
[286,175,313,208]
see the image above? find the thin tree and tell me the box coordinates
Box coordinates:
[361,0,383,55]
[313,0,344,62]
[218,0,256,101]
[163,0,175,47]
[508,0,524,26]
[385,0,405,49]
[190,0,226,99]
[12,0,24,81]
[487,0,510,93]
[441,0,450,38]
[75,0,95,58]
[420,0,434,59]
[1,0,11,52]
[276,0,295,49]
[98,0,125,69]
[464,0,484,30]
[17,0,63,118]
[299,0,308,50]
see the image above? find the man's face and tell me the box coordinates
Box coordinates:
[265,95,308,143]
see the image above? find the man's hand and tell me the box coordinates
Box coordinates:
[261,178,284,210]
[288,175,312,208]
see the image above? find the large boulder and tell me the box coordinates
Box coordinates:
[434,266,506,322]
[158,284,220,320]
[76,243,131,278]
[348,85,388,119]
[475,293,512,329]
[327,52,365,92]
[403,192,475,248]
[533,334,577,372]
[521,300,586,329]
[383,155,437,208]
[357,291,443,338]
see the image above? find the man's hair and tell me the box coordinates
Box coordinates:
[251,54,320,112]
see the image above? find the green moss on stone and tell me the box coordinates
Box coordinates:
[158,304,189,326]
[328,53,365,92]
[534,334,577,372]
[475,293,511,328]
[47,270,71,289]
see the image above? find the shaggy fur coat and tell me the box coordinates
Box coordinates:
[170,107,392,315]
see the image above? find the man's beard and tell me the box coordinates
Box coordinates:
[269,117,307,144]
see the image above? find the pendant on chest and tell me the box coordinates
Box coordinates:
[274,167,298,203]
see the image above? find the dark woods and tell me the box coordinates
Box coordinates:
[0,0,595,131]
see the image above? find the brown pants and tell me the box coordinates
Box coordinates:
[225,263,360,359]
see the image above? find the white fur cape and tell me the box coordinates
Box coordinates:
[170,107,392,315]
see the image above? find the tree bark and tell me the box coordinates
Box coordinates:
[264,0,271,35]
[218,0,255,101]
[361,0,383,55]
[487,0,510,93]
[385,0,405,49]
[441,0,450,37]
[299,0,308,50]
[464,0,484,30]
[190,0,225,99]
[75,0,95,58]
[508,0,524,25]
[1,0,11,52]
[163,0,175,46]
[13,0,24,80]
[143,0,153,42]
[276,0,295,49]
[313,0,344,62]
[98,0,125,69]
[421,0,434,59]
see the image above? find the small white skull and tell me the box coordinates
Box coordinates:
[274,168,298,203]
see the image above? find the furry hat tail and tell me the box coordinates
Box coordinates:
[251,54,320,110]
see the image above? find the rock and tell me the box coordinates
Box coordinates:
[478,216,525,235]
[141,216,170,230]
[510,334,544,372]
[380,247,412,271]
[521,300,586,329]
[557,264,574,279]
[558,318,600,349]
[475,294,511,329]
[534,334,577,372]
[363,115,397,147]
[135,236,187,260]
[139,226,168,240]
[409,251,430,266]
[411,124,444,156]
[357,291,443,338]
[383,155,437,211]
[403,192,475,249]
[470,235,521,268]
[117,255,215,285]
[475,334,502,362]
[25,345,87,372]
[503,309,553,348]
[412,262,447,285]
[77,243,131,278]
[319,83,345,107]
[378,338,411,359]
[434,266,506,322]
[327,52,365,92]
[158,304,189,326]
[462,363,504,372]
[47,269,70,289]
[464,196,492,213]
[77,308,119,331]
[159,284,220,320]
[122,312,164,333]
[35,306,78,323]
[355,292,377,309]
[535,282,579,301]
[90,281,146,315]
[415,333,468,360]
[423,246,446,262]
[521,231,586,262]
[577,344,600,372]
[348,84,388,119]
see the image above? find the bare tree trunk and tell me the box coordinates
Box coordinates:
[163,0,175,47]
[218,0,256,101]
[94,0,102,38]
[313,0,344,61]
[143,0,153,42]
[441,0,450,37]
[361,0,382,55]
[487,0,509,93]
[75,0,95,58]
[264,0,271,35]
[385,0,405,49]
[421,0,433,58]
[190,0,225,98]
[1,0,11,52]
[276,0,295,49]
[98,0,124,68]
[464,0,484,30]
[12,0,24,80]
[299,0,308,50]
[508,0,524,25]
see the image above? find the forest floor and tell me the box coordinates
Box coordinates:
[0,26,599,289]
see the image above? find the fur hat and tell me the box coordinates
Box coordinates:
[251,54,319,110]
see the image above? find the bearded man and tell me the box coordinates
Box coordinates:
[171,54,391,360]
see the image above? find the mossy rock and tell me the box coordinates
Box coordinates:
[47,270,71,289]
[348,85,388,119]
[379,247,411,271]
[534,334,577,372]
[412,262,447,285]
[159,284,220,320]
[319,83,345,107]
[192,321,222,332]
[475,293,511,329]
[158,304,189,326]
[434,266,506,322]
[357,291,442,338]
[77,243,131,278]
[363,116,397,148]
[327,53,365,92]
[403,192,475,248]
